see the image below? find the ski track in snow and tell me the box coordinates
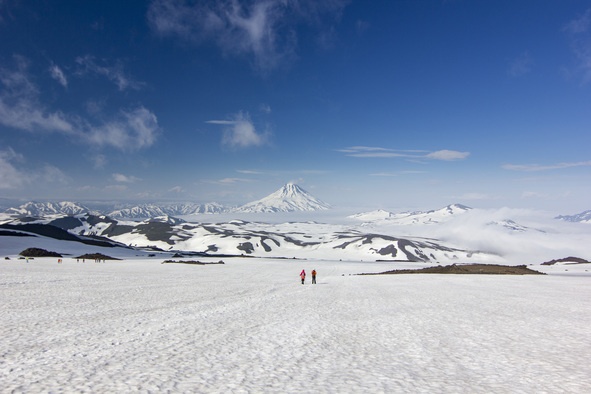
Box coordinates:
[1,258,590,393]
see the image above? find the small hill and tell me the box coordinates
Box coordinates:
[541,256,590,265]
[20,248,62,257]
[75,253,120,261]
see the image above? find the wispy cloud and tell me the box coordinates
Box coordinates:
[564,8,591,34]
[425,149,470,161]
[75,55,144,91]
[0,148,27,189]
[508,51,533,77]
[49,63,68,88]
[339,146,469,161]
[259,103,271,113]
[337,146,420,158]
[147,0,349,71]
[0,148,70,190]
[0,56,160,151]
[564,7,591,83]
[86,107,159,151]
[203,177,254,185]
[113,173,141,183]
[207,111,268,148]
[237,169,265,175]
[168,186,184,193]
[456,192,497,201]
[503,160,591,172]
[370,170,427,177]
[0,56,74,133]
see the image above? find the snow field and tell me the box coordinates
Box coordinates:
[1,258,590,393]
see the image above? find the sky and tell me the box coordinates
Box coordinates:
[0,0,590,213]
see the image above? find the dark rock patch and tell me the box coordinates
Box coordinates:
[541,256,590,265]
[20,248,62,258]
[362,263,545,276]
[75,253,120,261]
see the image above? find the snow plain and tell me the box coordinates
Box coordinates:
[1,248,591,393]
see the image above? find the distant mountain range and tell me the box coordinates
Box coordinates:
[2,184,330,219]
[107,202,228,219]
[555,210,591,224]
[4,201,96,216]
[349,204,472,225]
[2,185,589,227]
[2,192,587,262]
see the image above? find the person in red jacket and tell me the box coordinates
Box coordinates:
[311,269,317,284]
[300,269,306,284]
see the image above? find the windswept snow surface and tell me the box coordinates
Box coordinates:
[1,256,590,393]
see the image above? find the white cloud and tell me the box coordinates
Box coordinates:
[113,173,141,183]
[75,55,144,91]
[49,63,68,88]
[105,184,128,192]
[337,146,415,158]
[369,172,398,177]
[0,148,69,190]
[237,169,265,175]
[0,57,159,151]
[564,8,591,83]
[91,154,107,169]
[0,148,27,189]
[503,160,591,172]
[147,0,349,71]
[86,107,159,151]
[340,146,470,161]
[0,56,74,133]
[168,186,184,193]
[203,177,253,185]
[564,8,591,34]
[425,150,470,161]
[38,164,70,185]
[207,111,267,148]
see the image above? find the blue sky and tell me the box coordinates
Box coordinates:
[0,0,590,213]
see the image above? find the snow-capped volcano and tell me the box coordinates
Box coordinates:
[234,183,331,213]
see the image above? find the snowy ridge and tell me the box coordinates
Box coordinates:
[4,201,92,216]
[234,183,331,213]
[108,202,228,219]
[351,204,471,225]
[348,209,395,221]
[3,213,486,263]
[556,210,591,224]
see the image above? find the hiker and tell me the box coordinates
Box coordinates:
[311,269,317,284]
[300,269,306,284]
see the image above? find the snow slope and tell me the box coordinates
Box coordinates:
[350,204,471,225]
[0,254,590,393]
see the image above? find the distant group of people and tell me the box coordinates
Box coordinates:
[299,269,317,284]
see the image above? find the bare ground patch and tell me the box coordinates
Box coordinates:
[361,263,545,276]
